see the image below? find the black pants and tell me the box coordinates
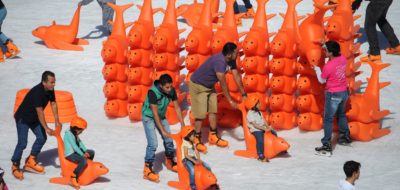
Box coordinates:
[365,0,399,55]
[66,150,95,177]
[234,0,253,14]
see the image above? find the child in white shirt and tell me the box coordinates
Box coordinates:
[338,160,361,190]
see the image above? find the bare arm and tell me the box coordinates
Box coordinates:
[150,104,170,137]
[216,72,234,103]
[172,100,185,127]
[231,69,246,97]
[36,107,54,135]
[51,101,62,128]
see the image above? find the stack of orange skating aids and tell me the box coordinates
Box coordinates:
[152,0,187,125]
[101,3,133,118]
[14,89,77,123]
[346,60,391,141]
[241,0,273,126]
[295,0,333,131]
[125,0,158,121]
[268,0,302,130]
[208,0,246,128]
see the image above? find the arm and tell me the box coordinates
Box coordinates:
[231,69,247,98]
[172,100,185,127]
[194,146,201,164]
[216,72,237,109]
[36,107,54,135]
[250,122,267,131]
[51,101,62,128]
[150,104,170,137]
[314,67,326,84]
[352,0,362,12]
[184,146,198,164]
[65,132,85,156]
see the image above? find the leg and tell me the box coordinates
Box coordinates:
[336,91,350,137]
[11,120,29,164]
[66,153,88,177]
[201,161,211,171]
[142,116,158,163]
[242,0,253,9]
[376,0,399,48]
[189,81,209,133]
[30,123,47,157]
[252,131,265,158]
[0,7,9,53]
[160,119,176,159]
[97,0,115,34]
[233,1,240,14]
[208,91,218,131]
[183,159,196,190]
[321,92,341,145]
[365,1,386,55]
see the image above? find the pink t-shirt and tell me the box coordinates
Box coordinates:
[321,55,348,92]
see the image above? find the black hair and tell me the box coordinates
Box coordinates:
[41,71,55,82]
[343,160,361,178]
[70,126,83,136]
[184,130,195,142]
[222,42,237,56]
[159,74,173,86]
[325,40,341,57]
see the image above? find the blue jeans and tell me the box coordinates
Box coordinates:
[11,119,47,164]
[183,158,211,190]
[252,131,265,158]
[321,91,350,145]
[143,116,175,163]
[0,7,9,53]
[234,0,253,14]
[66,150,95,177]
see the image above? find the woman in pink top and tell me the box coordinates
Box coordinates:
[314,41,352,156]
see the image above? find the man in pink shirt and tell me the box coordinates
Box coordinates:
[314,41,352,156]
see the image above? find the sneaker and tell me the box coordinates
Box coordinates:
[23,155,45,173]
[338,134,352,145]
[70,173,80,189]
[244,8,255,18]
[165,157,178,172]
[208,129,229,147]
[11,162,24,180]
[360,54,381,62]
[194,132,208,153]
[385,45,400,55]
[143,162,160,183]
[257,156,270,162]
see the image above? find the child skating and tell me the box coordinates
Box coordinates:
[64,117,95,189]
[245,95,277,162]
[181,126,212,190]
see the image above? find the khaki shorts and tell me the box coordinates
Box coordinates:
[189,80,217,119]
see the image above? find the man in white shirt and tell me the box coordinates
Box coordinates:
[339,160,361,190]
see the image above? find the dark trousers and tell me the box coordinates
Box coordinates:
[252,131,265,158]
[234,0,253,14]
[365,0,399,55]
[11,119,47,164]
[66,150,95,177]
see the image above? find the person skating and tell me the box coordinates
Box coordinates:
[79,0,116,35]
[189,42,247,153]
[11,71,62,180]
[234,0,255,18]
[181,126,213,190]
[314,41,352,156]
[0,0,20,62]
[245,95,278,162]
[351,0,400,62]
[141,74,185,182]
[64,117,95,189]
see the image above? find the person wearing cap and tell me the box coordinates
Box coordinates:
[64,116,94,189]
[245,95,277,162]
[181,126,212,190]
[189,42,247,153]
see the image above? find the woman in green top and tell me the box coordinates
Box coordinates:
[64,116,94,189]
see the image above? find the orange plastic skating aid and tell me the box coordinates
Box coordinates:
[126,67,153,86]
[242,56,269,75]
[297,112,323,131]
[128,103,143,121]
[269,58,297,76]
[185,54,209,72]
[269,94,296,112]
[32,5,88,51]
[296,94,324,114]
[297,75,325,95]
[348,121,391,142]
[102,63,128,82]
[270,75,297,94]
[270,111,297,130]
[126,49,153,68]
[104,99,128,118]
[153,52,185,72]
[127,85,150,103]
[103,81,128,100]
[70,173,80,190]
[243,74,268,93]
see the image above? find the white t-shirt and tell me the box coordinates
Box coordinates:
[338,180,355,190]
[181,140,196,160]
[247,110,266,133]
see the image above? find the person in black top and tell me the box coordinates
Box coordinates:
[0,0,20,62]
[11,71,62,180]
